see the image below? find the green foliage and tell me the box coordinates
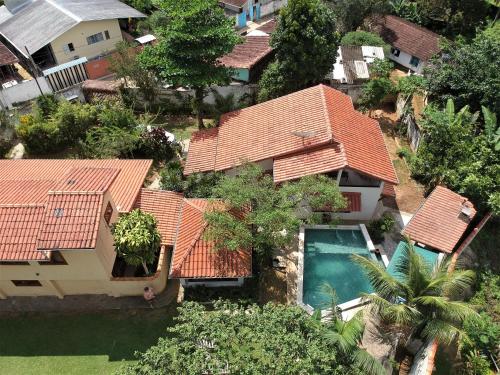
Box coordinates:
[137,126,178,163]
[341,31,387,47]
[121,0,154,13]
[366,213,395,243]
[358,77,394,111]
[53,102,98,142]
[425,26,500,116]
[396,74,426,100]
[0,137,11,158]
[16,118,60,154]
[389,0,423,24]
[257,0,339,101]
[462,313,500,355]
[469,270,500,322]
[369,58,394,79]
[461,350,491,375]
[159,161,184,192]
[79,126,140,159]
[34,94,58,120]
[139,0,240,127]
[325,0,391,33]
[112,209,160,275]
[396,147,411,159]
[120,301,354,375]
[184,172,223,198]
[352,239,477,346]
[97,100,137,129]
[410,100,500,214]
[204,164,345,256]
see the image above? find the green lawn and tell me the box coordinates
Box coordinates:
[0,307,177,375]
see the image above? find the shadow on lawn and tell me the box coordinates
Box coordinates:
[0,306,177,361]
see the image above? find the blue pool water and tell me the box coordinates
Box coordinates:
[303,228,374,309]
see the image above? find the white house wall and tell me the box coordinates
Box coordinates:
[388,49,425,74]
[338,183,384,221]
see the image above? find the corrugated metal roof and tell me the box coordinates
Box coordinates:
[0,0,145,55]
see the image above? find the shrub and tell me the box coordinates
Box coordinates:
[159,161,184,192]
[184,171,223,198]
[52,102,97,143]
[17,118,60,155]
[137,126,179,163]
[34,94,58,120]
[0,137,11,158]
[97,102,137,129]
[367,213,395,243]
[341,31,387,47]
[79,126,140,159]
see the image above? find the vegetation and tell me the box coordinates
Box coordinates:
[425,25,500,116]
[139,0,240,128]
[120,301,359,375]
[112,209,161,275]
[410,100,500,214]
[341,31,387,47]
[325,0,390,33]
[203,164,346,257]
[258,0,339,101]
[366,213,396,243]
[353,239,477,349]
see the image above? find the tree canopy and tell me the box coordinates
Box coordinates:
[410,100,500,214]
[120,301,359,375]
[425,25,500,116]
[203,164,346,256]
[340,31,387,47]
[257,0,339,101]
[139,0,241,127]
[325,0,390,33]
[112,209,161,274]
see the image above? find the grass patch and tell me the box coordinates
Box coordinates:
[0,307,177,375]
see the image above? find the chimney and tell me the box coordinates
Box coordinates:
[4,0,33,13]
[460,199,473,219]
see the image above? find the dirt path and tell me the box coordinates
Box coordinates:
[372,106,425,214]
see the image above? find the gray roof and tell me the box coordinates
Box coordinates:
[0,0,145,56]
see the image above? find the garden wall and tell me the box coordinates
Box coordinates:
[0,77,52,109]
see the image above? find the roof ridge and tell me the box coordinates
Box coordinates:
[45,0,82,22]
[0,203,45,208]
[385,14,441,38]
[319,85,335,142]
[47,191,104,195]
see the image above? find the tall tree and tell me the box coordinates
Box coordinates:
[112,209,161,274]
[352,238,477,350]
[139,0,241,128]
[325,0,390,33]
[258,0,339,101]
[120,301,358,375]
[204,164,346,256]
[425,24,500,116]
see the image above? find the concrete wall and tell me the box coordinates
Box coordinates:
[50,20,123,65]
[338,183,384,221]
[0,77,52,109]
[260,0,287,17]
[388,49,425,74]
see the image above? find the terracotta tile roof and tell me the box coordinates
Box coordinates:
[185,85,398,184]
[170,198,252,279]
[0,205,48,261]
[273,144,346,183]
[382,182,396,197]
[51,167,119,193]
[0,180,54,205]
[0,159,152,212]
[256,19,277,34]
[0,41,18,66]
[37,193,103,250]
[133,189,183,246]
[219,36,272,69]
[368,15,441,61]
[402,186,477,253]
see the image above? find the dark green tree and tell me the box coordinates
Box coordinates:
[325,0,390,33]
[139,0,241,128]
[341,31,387,47]
[258,0,339,101]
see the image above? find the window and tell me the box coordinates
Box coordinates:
[87,32,104,45]
[68,43,75,52]
[409,56,420,67]
[104,30,110,40]
[104,201,113,225]
[39,251,67,266]
[0,261,29,265]
[12,280,42,287]
[391,47,400,57]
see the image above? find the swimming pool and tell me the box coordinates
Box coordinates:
[297,225,376,312]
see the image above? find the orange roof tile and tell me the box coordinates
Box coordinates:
[133,189,183,246]
[273,144,346,182]
[0,180,54,205]
[0,159,151,212]
[382,182,396,197]
[170,199,252,279]
[402,186,477,253]
[37,193,103,250]
[51,167,119,193]
[219,36,272,69]
[0,205,48,261]
[185,85,397,184]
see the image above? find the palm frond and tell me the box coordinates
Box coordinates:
[393,239,431,297]
[352,348,387,375]
[351,254,407,300]
[421,319,466,345]
[324,311,365,353]
[361,294,421,327]
[440,269,475,299]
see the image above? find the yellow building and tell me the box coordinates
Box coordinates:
[0,160,174,299]
[0,0,145,68]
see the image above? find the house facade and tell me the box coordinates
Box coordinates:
[184,85,398,221]
[0,0,145,69]
[366,15,441,74]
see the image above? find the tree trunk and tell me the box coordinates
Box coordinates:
[142,261,150,275]
[194,87,205,130]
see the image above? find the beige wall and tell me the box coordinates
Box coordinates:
[50,19,123,65]
[0,192,168,298]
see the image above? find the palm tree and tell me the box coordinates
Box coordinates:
[312,286,387,375]
[351,238,477,349]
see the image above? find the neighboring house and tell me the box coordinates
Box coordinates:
[0,0,145,69]
[330,45,385,85]
[219,35,273,82]
[0,159,253,299]
[365,15,441,74]
[402,186,477,254]
[247,18,276,36]
[184,84,398,220]
[169,198,252,287]
[220,0,261,29]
